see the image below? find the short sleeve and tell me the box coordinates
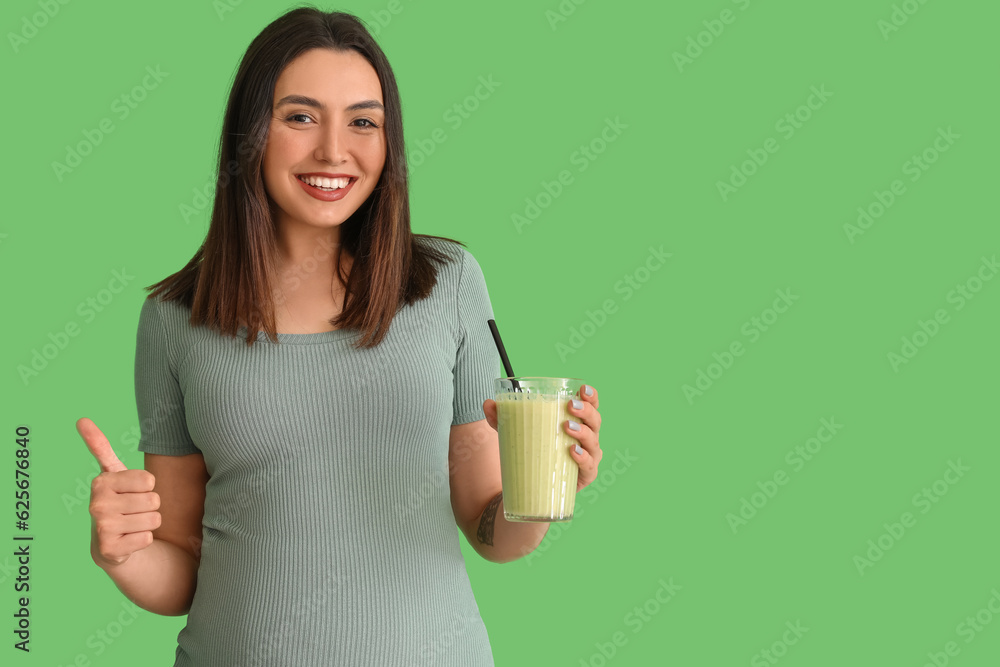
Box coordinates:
[452,249,500,426]
[134,297,201,456]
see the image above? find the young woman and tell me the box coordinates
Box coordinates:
[78,7,603,666]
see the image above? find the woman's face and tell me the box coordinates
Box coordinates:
[262,48,386,236]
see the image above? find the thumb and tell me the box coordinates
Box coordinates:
[76,417,128,473]
[482,399,498,431]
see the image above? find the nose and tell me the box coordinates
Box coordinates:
[314,122,347,165]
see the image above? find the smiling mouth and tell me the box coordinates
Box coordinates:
[296,174,356,191]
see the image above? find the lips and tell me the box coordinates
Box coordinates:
[297,174,353,190]
[294,173,357,202]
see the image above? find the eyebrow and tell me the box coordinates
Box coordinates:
[274,95,384,113]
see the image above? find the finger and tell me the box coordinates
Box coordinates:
[569,441,599,489]
[115,531,155,555]
[105,491,161,515]
[482,399,498,431]
[579,384,599,411]
[568,398,602,434]
[564,420,601,462]
[93,469,157,494]
[77,418,127,473]
[99,531,155,563]
[114,511,162,535]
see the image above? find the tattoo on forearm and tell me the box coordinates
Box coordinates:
[476,492,503,547]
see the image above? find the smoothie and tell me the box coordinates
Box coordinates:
[495,390,579,522]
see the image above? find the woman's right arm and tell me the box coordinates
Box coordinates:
[80,418,209,616]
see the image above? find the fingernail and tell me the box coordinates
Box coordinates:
[568,420,581,431]
[574,444,583,455]
[584,385,594,396]
[571,399,583,411]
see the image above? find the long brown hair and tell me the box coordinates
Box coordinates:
[145,5,460,348]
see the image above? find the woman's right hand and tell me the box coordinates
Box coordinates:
[77,417,161,569]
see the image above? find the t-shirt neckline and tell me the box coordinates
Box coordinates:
[236,325,360,345]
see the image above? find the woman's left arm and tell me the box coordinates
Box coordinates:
[448,385,603,564]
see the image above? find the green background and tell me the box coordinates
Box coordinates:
[3,0,998,665]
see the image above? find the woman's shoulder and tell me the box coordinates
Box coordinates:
[428,238,490,287]
[417,234,489,269]
[414,234,466,262]
[414,234,479,283]
[142,289,191,318]
[137,290,198,344]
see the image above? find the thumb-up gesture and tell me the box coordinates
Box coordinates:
[77,418,161,568]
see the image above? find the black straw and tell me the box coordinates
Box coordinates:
[487,319,520,391]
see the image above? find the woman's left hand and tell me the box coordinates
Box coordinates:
[565,384,602,491]
[483,384,603,493]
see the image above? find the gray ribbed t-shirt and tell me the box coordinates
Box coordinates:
[134,238,499,666]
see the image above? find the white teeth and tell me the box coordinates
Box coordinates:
[298,175,350,189]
